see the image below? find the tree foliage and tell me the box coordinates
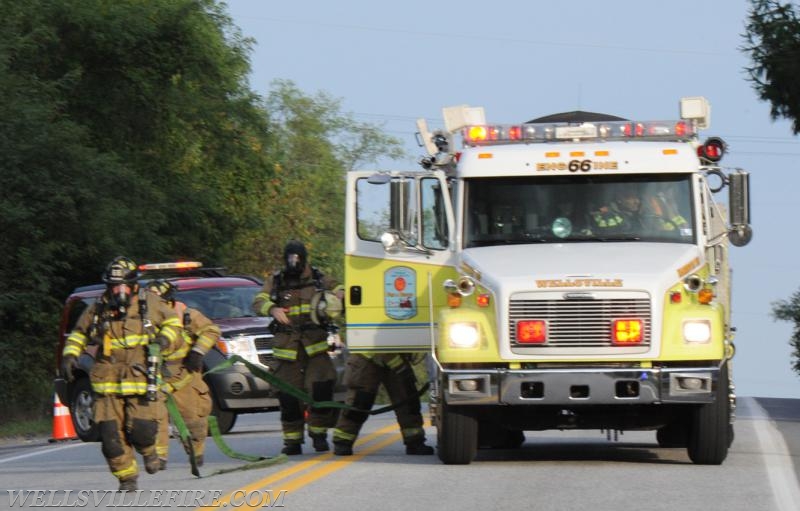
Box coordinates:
[743,0,800,133]
[771,291,800,376]
[226,79,405,277]
[0,0,403,419]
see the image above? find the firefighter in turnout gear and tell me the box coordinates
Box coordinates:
[252,240,343,455]
[60,257,183,491]
[332,353,434,456]
[591,184,688,234]
[148,280,220,470]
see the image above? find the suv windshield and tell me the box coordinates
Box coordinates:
[176,286,259,320]
[464,174,694,247]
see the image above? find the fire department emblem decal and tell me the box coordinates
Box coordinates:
[384,266,417,320]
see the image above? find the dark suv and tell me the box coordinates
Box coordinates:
[55,263,317,441]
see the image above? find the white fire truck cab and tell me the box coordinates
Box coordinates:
[344,97,751,465]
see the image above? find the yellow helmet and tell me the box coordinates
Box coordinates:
[310,290,343,326]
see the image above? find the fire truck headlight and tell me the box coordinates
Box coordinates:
[448,322,480,348]
[683,320,711,343]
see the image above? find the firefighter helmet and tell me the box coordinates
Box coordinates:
[310,290,343,326]
[102,256,139,284]
[146,279,176,303]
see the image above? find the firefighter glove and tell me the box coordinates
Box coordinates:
[184,350,205,373]
[62,355,78,382]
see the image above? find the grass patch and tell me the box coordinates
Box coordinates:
[0,418,51,439]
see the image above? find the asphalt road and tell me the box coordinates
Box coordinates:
[750,397,800,484]
[0,396,797,511]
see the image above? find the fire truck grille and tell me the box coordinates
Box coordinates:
[508,298,651,347]
[254,336,275,364]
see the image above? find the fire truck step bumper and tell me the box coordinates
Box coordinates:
[443,367,719,405]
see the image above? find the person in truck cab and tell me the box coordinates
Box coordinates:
[61,256,183,491]
[591,185,687,234]
[252,240,344,455]
[147,280,220,470]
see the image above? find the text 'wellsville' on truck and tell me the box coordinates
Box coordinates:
[343,97,751,465]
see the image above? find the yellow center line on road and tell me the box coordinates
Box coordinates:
[196,422,403,510]
[278,432,402,494]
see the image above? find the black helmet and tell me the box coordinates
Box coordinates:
[283,240,307,276]
[146,279,176,303]
[102,256,139,285]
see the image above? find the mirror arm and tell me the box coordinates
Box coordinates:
[381,230,433,256]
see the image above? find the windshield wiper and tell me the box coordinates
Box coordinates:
[592,235,642,242]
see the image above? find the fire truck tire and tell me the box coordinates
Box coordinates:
[687,363,730,465]
[437,400,478,464]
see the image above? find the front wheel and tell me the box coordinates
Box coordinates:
[70,376,99,442]
[437,400,478,465]
[210,401,237,435]
[687,364,730,464]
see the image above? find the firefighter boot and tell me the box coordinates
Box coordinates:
[333,442,353,456]
[118,477,138,492]
[158,458,168,471]
[144,454,161,474]
[405,440,434,455]
[281,443,302,455]
[311,434,329,452]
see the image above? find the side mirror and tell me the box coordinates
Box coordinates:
[729,225,753,247]
[380,231,402,254]
[379,230,431,256]
[728,170,752,246]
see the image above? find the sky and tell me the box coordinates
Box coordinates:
[224,0,800,398]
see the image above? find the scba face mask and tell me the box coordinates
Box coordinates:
[286,253,302,274]
[283,241,307,276]
[108,283,133,312]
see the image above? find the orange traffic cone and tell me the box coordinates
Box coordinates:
[49,393,77,442]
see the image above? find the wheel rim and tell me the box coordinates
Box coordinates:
[74,391,94,433]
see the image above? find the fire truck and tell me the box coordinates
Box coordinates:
[343,97,751,465]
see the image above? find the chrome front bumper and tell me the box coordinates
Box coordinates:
[443,366,720,406]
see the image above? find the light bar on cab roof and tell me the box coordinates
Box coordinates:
[461,120,696,147]
[139,261,203,271]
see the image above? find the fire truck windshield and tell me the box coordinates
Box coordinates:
[463,174,694,247]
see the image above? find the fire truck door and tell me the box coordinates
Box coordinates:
[344,171,455,353]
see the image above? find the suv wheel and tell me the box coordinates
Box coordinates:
[70,376,100,442]
[210,397,237,435]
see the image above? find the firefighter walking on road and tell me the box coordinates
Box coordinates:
[61,257,184,491]
[332,353,434,456]
[252,240,343,455]
[147,280,220,470]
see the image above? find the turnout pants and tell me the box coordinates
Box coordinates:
[332,354,426,447]
[273,342,337,445]
[94,394,161,482]
[156,366,212,460]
